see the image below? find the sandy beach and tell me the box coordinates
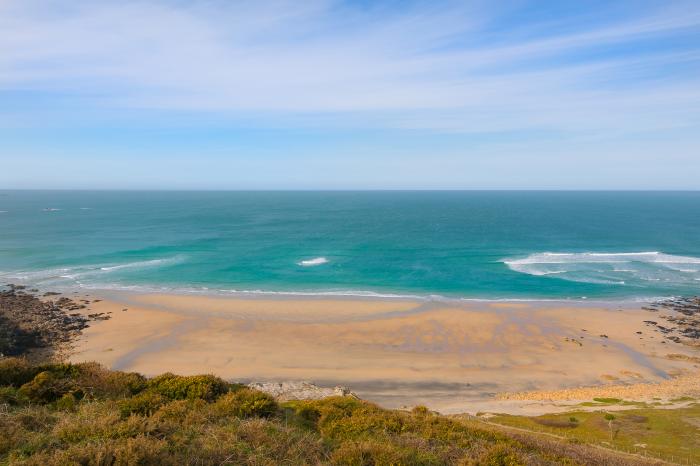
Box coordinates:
[67,293,700,414]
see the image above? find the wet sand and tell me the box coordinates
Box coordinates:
[68,293,700,413]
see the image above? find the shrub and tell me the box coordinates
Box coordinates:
[150,398,210,432]
[118,391,166,417]
[52,401,153,445]
[0,360,654,465]
[18,371,80,403]
[299,396,505,451]
[0,358,43,387]
[412,405,431,416]
[16,435,170,466]
[295,404,322,423]
[146,373,230,401]
[330,439,419,465]
[0,419,25,456]
[0,386,28,405]
[55,393,77,411]
[232,418,327,464]
[310,397,403,441]
[37,363,82,379]
[8,361,146,406]
[73,363,146,399]
[210,388,278,418]
[474,444,527,466]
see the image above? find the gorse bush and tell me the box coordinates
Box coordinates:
[146,372,230,401]
[0,358,43,386]
[0,386,27,405]
[74,362,147,399]
[18,370,78,403]
[0,358,645,465]
[118,390,167,417]
[11,361,147,405]
[210,388,277,418]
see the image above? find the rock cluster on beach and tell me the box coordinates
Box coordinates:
[643,296,700,347]
[247,381,357,402]
[0,284,110,360]
[498,296,700,403]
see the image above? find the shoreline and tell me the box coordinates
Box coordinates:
[64,289,700,414]
[29,282,681,306]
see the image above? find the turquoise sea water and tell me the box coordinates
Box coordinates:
[1,191,699,301]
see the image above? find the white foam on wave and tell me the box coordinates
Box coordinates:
[35,282,662,305]
[297,257,329,267]
[99,257,182,272]
[0,256,185,288]
[0,267,75,281]
[504,251,700,286]
[0,269,678,305]
[67,282,433,301]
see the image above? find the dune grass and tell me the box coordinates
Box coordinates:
[0,358,657,465]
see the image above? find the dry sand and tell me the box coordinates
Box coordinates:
[68,293,700,414]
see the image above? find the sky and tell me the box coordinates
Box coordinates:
[0,0,699,190]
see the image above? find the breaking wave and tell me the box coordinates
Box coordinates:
[297,257,329,267]
[99,257,182,272]
[504,252,700,286]
[0,256,185,288]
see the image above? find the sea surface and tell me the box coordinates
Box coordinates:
[1,190,699,301]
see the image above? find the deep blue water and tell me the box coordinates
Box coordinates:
[1,191,699,300]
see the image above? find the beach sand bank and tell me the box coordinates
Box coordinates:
[68,293,700,414]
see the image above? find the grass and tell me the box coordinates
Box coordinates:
[579,399,648,408]
[0,357,652,465]
[487,403,700,464]
[592,398,622,404]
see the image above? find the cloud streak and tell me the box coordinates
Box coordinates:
[0,0,699,138]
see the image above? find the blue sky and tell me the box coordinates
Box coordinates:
[1,0,699,189]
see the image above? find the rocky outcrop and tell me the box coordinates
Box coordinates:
[644,297,700,347]
[0,284,109,360]
[247,381,357,401]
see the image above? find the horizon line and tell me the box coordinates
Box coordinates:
[1,189,699,193]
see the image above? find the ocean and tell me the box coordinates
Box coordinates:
[1,190,699,301]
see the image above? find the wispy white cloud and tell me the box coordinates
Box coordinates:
[0,0,699,136]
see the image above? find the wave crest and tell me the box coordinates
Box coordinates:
[297,257,329,267]
[0,256,185,288]
[99,257,182,272]
[504,251,700,285]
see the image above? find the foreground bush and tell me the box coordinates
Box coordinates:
[0,358,645,465]
[0,358,43,387]
[146,372,230,401]
[210,388,277,418]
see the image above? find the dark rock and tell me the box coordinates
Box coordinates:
[0,284,109,360]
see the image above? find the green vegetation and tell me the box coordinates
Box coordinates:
[579,398,647,408]
[670,396,696,403]
[0,358,647,465]
[488,402,700,464]
[593,398,622,404]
